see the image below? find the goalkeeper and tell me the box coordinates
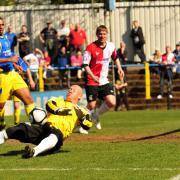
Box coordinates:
[0,85,93,158]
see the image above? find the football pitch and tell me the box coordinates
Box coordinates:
[0,110,179,180]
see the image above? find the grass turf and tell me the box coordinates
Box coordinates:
[0,110,179,180]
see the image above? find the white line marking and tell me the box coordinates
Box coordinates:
[0,168,179,171]
[169,174,180,180]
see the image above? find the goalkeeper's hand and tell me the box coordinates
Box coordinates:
[55,108,72,116]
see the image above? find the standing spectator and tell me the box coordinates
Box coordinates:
[173,43,180,76]
[17,25,31,58]
[82,25,124,132]
[117,41,128,73]
[114,73,129,111]
[57,20,70,48]
[57,46,69,87]
[157,45,175,99]
[130,20,146,63]
[149,49,161,75]
[69,23,87,54]
[40,21,58,65]
[4,25,17,53]
[70,51,83,80]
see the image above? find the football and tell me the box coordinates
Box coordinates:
[29,107,47,125]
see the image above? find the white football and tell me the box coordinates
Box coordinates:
[29,107,47,125]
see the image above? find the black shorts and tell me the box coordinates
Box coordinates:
[85,83,114,102]
[6,123,63,151]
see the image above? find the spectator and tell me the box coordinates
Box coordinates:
[40,21,58,65]
[4,25,17,53]
[70,51,83,80]
[130,20,146,63]
[23,52,40,90]
[157,45,175,99]
[17,25,31,58]
[114,73,129,111]
[57,20,70,48]
[117,41,128,73]
[57,46,69,87]
[69,23,87,54]
[149,48,161,75]
[173,43,180,76]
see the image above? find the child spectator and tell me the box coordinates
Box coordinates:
[173,43,180,76]
[70,51,83,80]
[114,73,129,111]
[149,49,161,75]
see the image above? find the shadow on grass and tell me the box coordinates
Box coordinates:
[134,128,180,141]
[0,149,70,157]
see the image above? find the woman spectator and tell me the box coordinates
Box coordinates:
[70,51,83,80]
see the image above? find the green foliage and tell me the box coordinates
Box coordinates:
[0,0,16,6]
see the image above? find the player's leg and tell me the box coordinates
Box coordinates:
[0,123,43,144]
[23,127,63,158]
[92,84,116,129]
[13,88,34,115]
[13,96,21,125]
[0,73,12,130]
[12,71,35,116]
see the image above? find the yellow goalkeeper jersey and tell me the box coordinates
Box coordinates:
[46,97,90,139]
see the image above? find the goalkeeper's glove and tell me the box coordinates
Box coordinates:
[55,108,72,116]
[80,114,93,130]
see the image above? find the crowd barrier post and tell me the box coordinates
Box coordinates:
[145,62,151,99]
[39,65,44,92]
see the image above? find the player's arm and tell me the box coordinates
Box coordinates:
[114,58,124,78]
[83,50,99,83]
[26,69,35,90]
[74,106,93,130]
[46,97,72,115]
[0,56,19,63]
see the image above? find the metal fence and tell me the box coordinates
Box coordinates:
[0,1,179,61]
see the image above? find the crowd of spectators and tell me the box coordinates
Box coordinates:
[4,20,180,103]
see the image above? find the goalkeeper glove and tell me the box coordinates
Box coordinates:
[55,108,72,116]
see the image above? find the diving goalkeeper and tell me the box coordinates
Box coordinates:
[0,85,93,158]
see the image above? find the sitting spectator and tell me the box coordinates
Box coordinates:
[70,51,83,80]
[23,52,40,90]
[157,45,175,99]
[114,73,129,111]
[173,43,180,76]
[57,46,69,87]
[149,48,161,75]
[117,41,128,73]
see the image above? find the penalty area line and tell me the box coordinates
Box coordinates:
[0,167,179,171]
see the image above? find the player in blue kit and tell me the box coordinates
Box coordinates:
[0,17,35,129]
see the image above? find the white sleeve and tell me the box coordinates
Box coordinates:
[83,51,91,65]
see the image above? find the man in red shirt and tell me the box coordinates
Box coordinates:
[81,25,124,133]
[69,23,87,54]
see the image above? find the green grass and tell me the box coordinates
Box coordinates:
[0,110,180,180]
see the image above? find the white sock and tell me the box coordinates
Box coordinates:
[0,130,8,144]
[33,134,58,157]
[96,102,110,116]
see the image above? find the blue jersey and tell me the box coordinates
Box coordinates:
[4,32,17,52]
[0,35,28,72]
[0,35,14,72]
